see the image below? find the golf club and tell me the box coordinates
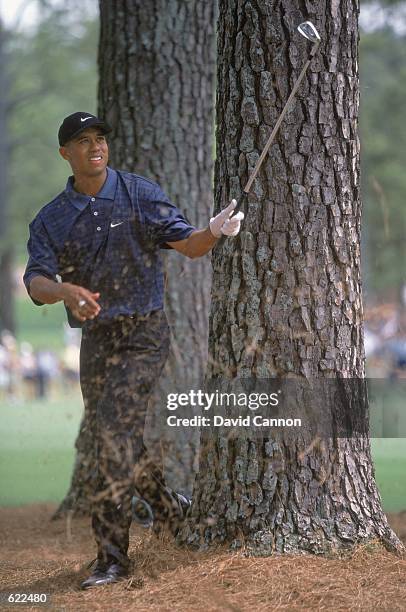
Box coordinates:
[131,494,154,528]
[217,20,321,242]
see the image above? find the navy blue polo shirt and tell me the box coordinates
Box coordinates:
[24,168,196,327]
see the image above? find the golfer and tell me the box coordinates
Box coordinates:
[23,112,244,589]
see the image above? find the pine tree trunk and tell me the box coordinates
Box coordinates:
[53,0,216,518]
[179,0,403,555]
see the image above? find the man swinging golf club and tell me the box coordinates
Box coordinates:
[23,112,244,589]
[23,18,320,590]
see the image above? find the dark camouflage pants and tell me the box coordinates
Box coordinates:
[80,309,177,566]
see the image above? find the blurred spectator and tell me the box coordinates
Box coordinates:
[382,339,406,380]
[364,328,381,358]
[35,350,59,399]
[0,329,80,402]
[61,343,80,388]
[20,341,37,399]
[0,331,20,401]
[0,341,9,399]
[365,300,406,379]
[61,323,80,389]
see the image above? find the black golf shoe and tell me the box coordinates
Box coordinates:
[80,559,129,589]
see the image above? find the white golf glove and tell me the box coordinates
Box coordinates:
[209,199,245,238]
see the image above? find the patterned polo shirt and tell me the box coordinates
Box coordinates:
[23,168,195,327]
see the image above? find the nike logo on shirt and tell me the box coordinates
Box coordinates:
[110,221,124,228]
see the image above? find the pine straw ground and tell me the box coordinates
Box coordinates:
[0,505,405,611]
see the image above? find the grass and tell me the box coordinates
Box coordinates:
[0,392,405,512]
[369,380,406,438]
[0,392,83,505]
[371,438,406,512]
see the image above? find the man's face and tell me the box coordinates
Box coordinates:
[59,127,109,178]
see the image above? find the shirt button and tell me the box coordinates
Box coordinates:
[96,226,101,231]
[94,211,98,216]
[91,197,96,202]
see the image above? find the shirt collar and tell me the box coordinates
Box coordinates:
[65,167,118,211]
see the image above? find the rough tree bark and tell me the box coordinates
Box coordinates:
[54,0,216,517]
[179,0,403,555]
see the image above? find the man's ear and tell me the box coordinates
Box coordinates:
[59,146,70,161]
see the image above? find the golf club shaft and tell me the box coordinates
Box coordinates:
[243,50,315,195]
[230,191,247,215]
[216,42,319,248]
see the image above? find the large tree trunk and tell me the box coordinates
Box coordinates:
[54,0,216,518]
[179,0,403,555]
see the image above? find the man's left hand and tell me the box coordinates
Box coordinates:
[209,199,245,238]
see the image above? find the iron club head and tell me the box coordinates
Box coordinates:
[297,21,321,44]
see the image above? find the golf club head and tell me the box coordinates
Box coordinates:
[131,495,154,528]
[297,21,321,44]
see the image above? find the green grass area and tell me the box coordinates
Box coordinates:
[15,295,68,352]
[371,438,406,513]
[369,381,406,439]
[0,392,83,505]
[0,393,405,511]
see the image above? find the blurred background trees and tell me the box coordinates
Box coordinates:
[360,26,406,299]
[0,0,98,334]
[3,2,97,247]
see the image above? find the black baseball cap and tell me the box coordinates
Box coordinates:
[58,112,111,146]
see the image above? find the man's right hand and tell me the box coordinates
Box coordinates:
[29,276,101,323]
[59,283,101,322]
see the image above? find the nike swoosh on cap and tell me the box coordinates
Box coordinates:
[80,116,93,122]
